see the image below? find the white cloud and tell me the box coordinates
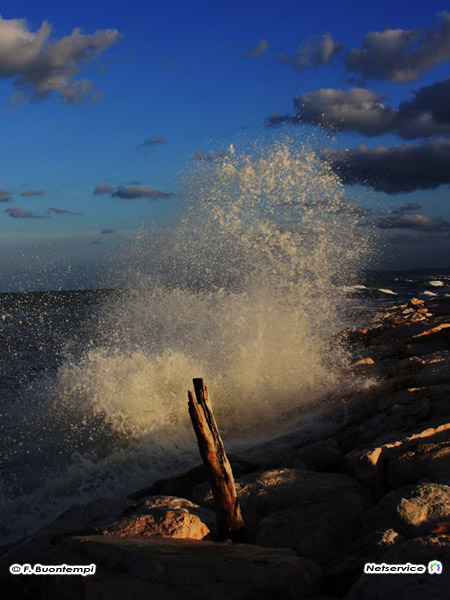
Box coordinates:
[0,15,121,105]
[344,12,450,82]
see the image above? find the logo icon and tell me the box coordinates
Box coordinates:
[428,560,443,575]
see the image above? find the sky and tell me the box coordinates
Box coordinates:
[0,0,450,291]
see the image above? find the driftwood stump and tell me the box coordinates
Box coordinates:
[188,378,245,540]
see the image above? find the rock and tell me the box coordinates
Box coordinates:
[344,535,450,600]
[341,357,383,380]
[38,496,129,536]
[415,351,450,386]
[101,496,216,540]
[344,419,450,497]
[258,438,341,472]
[128,455,258,502]
[36,535,322,600]
[2,496,128,565]
[392,356,425,376]
[410,323,450,345]
[360,482,450,539]
[387,441,450,488]
[254,484,367,565]
[377,385,450,419]
[193,468,370,519]
[323,529,404,597]
[341,396,431,449]
[361,321,437,359]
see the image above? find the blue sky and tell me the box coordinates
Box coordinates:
[1,0,450,290]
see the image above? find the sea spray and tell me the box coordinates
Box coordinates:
[0,138,376,542]
[60,140,374,436]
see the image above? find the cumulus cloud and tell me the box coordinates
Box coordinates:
[278,33,344,70]
[397,78,450,133]
[21,189,46,197]
[5,207,45,218]
[0,188,11,202]
[267,88,398,135]
[344,12,450,83]
[137,136,167,151]
[379,213,450,231]
[322,140,450,194]
[244,40,268,59]
[266,81,450,139]
[111,186,173,200]
[0,15,121,105]
[93,184,113,195]
[277,13,450,82]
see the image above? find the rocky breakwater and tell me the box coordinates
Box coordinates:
[1,296,450,599]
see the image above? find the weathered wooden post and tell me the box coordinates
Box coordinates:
[188,378,245,540]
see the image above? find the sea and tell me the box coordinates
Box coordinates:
[1,140,449,544]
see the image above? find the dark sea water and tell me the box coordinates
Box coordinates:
[0,272,449,543]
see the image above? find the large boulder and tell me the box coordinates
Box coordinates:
[323,529,404,597]
[193,468,370,518]
[35,535,322,600]
[387,440,450,488]
[1,496,128,565]
[344,535,450,600]
[257,439,341,472]
[254,484,367,565]
[360,482,450,539]
[101,496,216,540]
[344,418,450,497]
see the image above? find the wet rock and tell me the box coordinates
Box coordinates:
[360,482,450,539]
[341,357,383,380]
[344,535,450,600]
[101,496,215,540]
[40,535,322,600]
[362,321,437,359]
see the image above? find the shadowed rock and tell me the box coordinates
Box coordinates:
[37,536,322,600]
[344,535,450,600]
